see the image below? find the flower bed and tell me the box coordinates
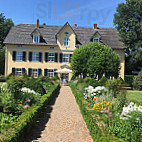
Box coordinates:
[70,77,142,142]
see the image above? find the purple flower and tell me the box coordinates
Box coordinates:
[26,99,31,102]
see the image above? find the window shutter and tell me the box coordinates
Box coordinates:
[38,68,42,76]
[29,52,32,61]
[60,53,63,63]
[12,68,15,75]
[23,52,26,61]
[22,68,25,74]
[12,51,16,61]
[69,54,72,63]
[45,52,48,62]
[39,52,42,62]
[54,69,57,77]
[44,69,48,76]
[55,53,58,62]
[28,68,32,76]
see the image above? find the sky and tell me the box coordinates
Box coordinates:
[1,0,126,28]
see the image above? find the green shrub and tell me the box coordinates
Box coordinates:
[71,74,77,81]
[26,77,46,95]
[124,75,134,87]
[0,75,6,82]
[0,84,60,142]
[88,78,101,88]
[77,78,84,84]
[106,78,122,98]
[84,77,91,83]
[133,73,142,90]
[99,76,108,86]
[7,76,24,99]
[6,73,14,81]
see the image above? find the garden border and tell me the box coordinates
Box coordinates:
[0,83,60,142]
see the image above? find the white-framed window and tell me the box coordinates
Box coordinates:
[31,68,38,78]
[33,35,40,43]
[63,37,69,47]
[93,38,100,42]
[48,52,55,62]
[48,69,54,78]
[16,51,23,61]
[15,68,22,75]
[62,53,70,63]
[32,52,39,62]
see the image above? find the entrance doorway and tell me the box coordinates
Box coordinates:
[61,73,69,84]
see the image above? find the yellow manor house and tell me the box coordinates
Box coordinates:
[4,20,125,81]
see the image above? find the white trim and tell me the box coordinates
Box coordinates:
[62,53,70,63]
[93,38,100,42]
[31,68,38,78]
[63,37,69,47]
[32,52,40,62]
[33,35,40,43]
[16,51,23,61]
[48,52,55,62]
[47,68,55,78]
[15,68,22,75]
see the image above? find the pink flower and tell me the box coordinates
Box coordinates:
[23,105,30,108]
[26,99,31,102]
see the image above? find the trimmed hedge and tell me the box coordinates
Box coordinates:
[69,82,123,142]
[0,83,60,142]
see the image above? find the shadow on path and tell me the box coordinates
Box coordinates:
[25,88,60,142]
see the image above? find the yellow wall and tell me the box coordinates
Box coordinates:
[5,24,125,80]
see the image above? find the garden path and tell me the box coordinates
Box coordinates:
[26,86,93,142]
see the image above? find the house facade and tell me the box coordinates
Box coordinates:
[4,20,125,80]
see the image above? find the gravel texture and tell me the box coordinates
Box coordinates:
[26,86,93,142]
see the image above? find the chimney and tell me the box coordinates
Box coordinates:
[37,19,39,28]
[93,24,97,29]
[74,24,77,27]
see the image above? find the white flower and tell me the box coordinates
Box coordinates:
[21,87,37,95]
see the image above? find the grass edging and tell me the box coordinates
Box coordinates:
[69,82,123,142]
[0,83,60,142]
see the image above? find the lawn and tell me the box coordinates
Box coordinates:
[127,90,142,105]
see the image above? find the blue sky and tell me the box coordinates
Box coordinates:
[1,0,125,28]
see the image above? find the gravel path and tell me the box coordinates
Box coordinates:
[26,86,93,142]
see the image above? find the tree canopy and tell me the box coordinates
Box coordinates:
[0,13,14,46]
[114,0,142,74]
[71,42,120,78]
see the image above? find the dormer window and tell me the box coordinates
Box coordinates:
[33,35,40,43]
[93,38,100,42]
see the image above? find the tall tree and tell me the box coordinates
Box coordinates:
[71,42,120,78]
[0,13,14,46]
[114,0,142,74]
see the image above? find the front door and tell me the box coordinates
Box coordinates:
[61,73,69,83]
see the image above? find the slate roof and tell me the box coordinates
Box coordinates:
[4,23,124,49]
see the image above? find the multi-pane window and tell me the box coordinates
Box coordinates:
[62,54,70,63]
[33,35,40,43]
[32,52,39,62]
[48,69,54,78]
[93,38,100,42]
[31,68,38,78]
[15,68,22,75]
[63,37,69,47]
[48,53,55,62]
[16,51,23,61]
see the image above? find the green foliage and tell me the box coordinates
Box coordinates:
[0,75,6,82]
[0,84,60,142]
[77,78,84,84]
[0,113,16,134]
[6,73,14,80]
[71,74,77,81]
[84,77,91,83]
[108,112,142,142]
[106,78,123,98]
[71,42,120,78]
[133,71,142,90]
[0,13,14,46]
[88,78,101,88]
[26,77,46,95]
[69,82,123,142]
[99,76,108,86]
[114,0,142,73]
[125,75,134,87]
[7,76,24,99]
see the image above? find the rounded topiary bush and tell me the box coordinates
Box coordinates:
[133,74,142,90]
